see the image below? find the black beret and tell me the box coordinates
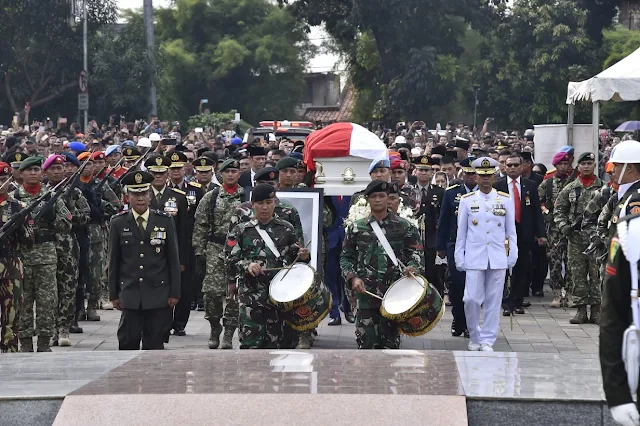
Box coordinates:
[389,182,400,195]
[276,156,300,170]
[364,180,390,197]
[252,183,276,202]
[254,167,279,182]
[248,145,266,157]
[577,152,595,163]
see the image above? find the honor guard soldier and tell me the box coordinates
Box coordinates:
[0,162,33,352]
[105,145,127,179]
[6,152,29,188]
[15,156,72,352]
[122,146,142,170]
[108,171,181,350]
[349,158,392,208]
[193,156,219,192]
[225,184,310,349]
[341,180,424,349]
[193,158,245,349]
[455,157,518,352]
[145,155,190,336]
[436,157,478,338]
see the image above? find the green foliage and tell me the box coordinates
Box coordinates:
[602,26,640,69]
[187,110,251,133]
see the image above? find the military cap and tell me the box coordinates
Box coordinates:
[577,152,595,163]
[0,162,9,176]
[388,182,400,195]
[193,156,215,172]
[68,141,86,153]
[105,145,121,156]
[122,146,141,161]
[202,151,219,162]
[446,149,457,158]
[255,167,279,183]
[248,145,266,157]
[454,136,470,151]
[122,170,153,193]
[77,152,91,162]
[368,158,390,174]
[62,152,80,167]
[471,156,499,175]
[276,156,300,171]
[460,157,477,173]
[364,180,390,197]
[390,159,407,170]
[91,151,106,161]
[42,154,65,171]
[18,155,44,171]
[559,145,575,156]
[251,183,276,202]
[496,140,509,151]
[196,147,209,157]
[145,155,171,173]
[173,144,187,152]
[169,151,187,168]
[219,158,240,172]
[430,145,447,157]
[413,155,433,169]
[6,151,29,168]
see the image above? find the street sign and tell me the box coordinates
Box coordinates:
[78,93,89,110]
[78,70,88,93]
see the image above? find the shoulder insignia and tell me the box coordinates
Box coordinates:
[446,184,460,190]
[189,182,202,188]
[461,192,475,199]
[609,237,620,265]
[497,190,510,198]
[172,188,186,195]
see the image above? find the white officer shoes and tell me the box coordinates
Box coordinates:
[468,342,481,351]
[480,344,494,352]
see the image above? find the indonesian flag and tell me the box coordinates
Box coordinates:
[304,122,388,171]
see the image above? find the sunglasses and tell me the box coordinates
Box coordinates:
[505,163,521,168]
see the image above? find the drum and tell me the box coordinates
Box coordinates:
[269,263,332,331]
[380,274,444,337]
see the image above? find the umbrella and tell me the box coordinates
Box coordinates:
[615,121,640,132]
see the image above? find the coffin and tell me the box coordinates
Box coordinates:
[313,156,373,196]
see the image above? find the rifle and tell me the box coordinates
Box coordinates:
[0,178,66,243]
[113,150,151,188]
[95,156,125,194]
[32,156,92,223]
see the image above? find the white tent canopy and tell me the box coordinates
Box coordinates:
[567,47,640,104]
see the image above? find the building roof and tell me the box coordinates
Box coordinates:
[303,85,355,123]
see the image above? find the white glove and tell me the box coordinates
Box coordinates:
[611,403,640,426]
[456,264,465,272]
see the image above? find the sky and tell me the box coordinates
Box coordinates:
[115,0,340,74]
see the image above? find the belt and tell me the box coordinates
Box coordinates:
[208,235,226,244]
[35,234,56,244]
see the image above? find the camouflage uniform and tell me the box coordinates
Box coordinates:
[582,185,616,292]
[225,218,303,349]
[14,185,72,351]
[538,174,573,305]
[340,213,423,349]
[554,176,602,313]
[82,178,121,317]
[0,196,32,352]
[230,198,305,348]
[193,187,245,346]
[52,185,90,334]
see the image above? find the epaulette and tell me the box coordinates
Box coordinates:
[544,169,556,177]
[113,211,128,218]
[461,192,475,199]
[172,188,186,195]
[497,190,510,198]
[446,184,460,190]
[189,182,202,188]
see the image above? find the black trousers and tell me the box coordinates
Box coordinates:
[446,242,466,332]
[530,244,548,294]
[118,307,172,350]
[424,248,443,295]
[504,243,532,309]
[172,268,192,331]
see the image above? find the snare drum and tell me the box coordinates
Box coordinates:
[380,274,444,337]
[269,263,332,331]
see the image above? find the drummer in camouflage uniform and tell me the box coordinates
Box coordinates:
[341,180,424,349]
[225,184,310,349]
[193,158,245,350]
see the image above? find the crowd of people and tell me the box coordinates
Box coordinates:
[0,112,635,355]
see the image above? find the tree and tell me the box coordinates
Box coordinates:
[154,0,315,125]
[0,0,117,120]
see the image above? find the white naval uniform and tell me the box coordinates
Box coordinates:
[454,188,518,346]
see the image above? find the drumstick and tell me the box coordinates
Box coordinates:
[281,240,312,279]
[365,290,383,300]
[262,266,292,272]
[397,259,425,289]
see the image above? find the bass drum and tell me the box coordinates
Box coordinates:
[269,263,331,331]
[380,274,444,336]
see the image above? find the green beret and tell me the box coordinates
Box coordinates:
[276,156,300,171]
[364,180,390,197]
[255,167,279,182]
[577,152,595,163]
[18,155,44,171]
[219,158,240,172]
[252,183,276,202]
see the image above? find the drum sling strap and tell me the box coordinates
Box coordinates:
[255,226,281,259]
[370,220,398,267]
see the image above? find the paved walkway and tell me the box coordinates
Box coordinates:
[49,285,600,353]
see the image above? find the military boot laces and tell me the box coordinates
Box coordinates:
[590,304,601,325]
[208,330,220,349]
[19,338,33,353]
[58,328,72,347]
[569,306,588,324]
[86,301,101,321]
[220,329,234,349]
[296,334,311,350]
[36,336,52,352]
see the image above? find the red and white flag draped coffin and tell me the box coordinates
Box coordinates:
[304,123,388,196]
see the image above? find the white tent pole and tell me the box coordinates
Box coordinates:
[592,101,600,162]
[567,104,575,147]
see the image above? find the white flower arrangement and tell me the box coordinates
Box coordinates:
[343,196,419,229]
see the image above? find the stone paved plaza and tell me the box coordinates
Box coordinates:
[50,287,600,353]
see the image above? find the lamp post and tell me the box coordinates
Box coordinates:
[143,0,158,118]
[473,84,480,132]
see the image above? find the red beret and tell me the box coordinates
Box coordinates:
[390,159,407,170]
[91,151,105,161]
[0,162,9,176]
